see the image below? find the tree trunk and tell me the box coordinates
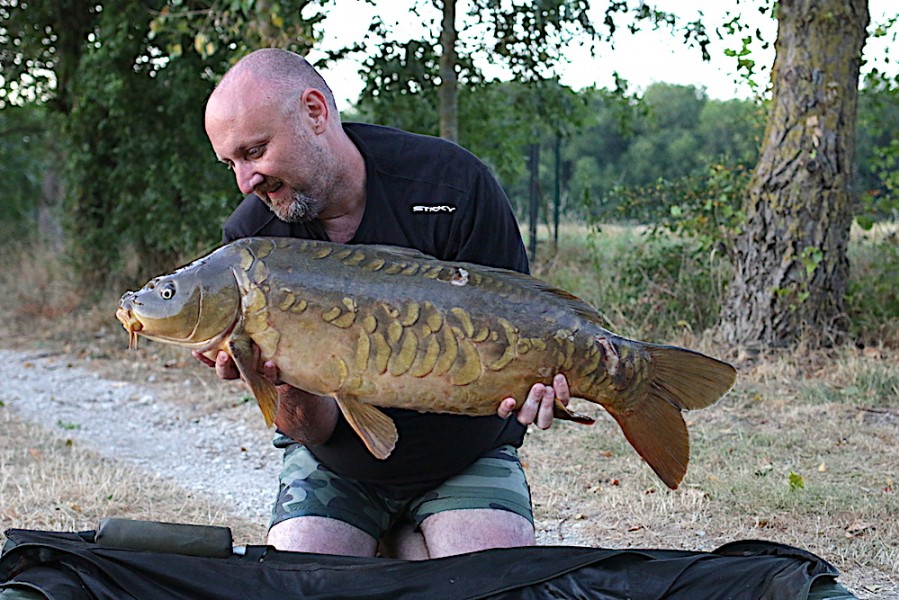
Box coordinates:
[720,0,869,350]
[438,0,458,142]
[38,164,64,248]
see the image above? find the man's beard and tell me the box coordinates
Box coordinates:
[256,177,325,223]
[272,190,324,223]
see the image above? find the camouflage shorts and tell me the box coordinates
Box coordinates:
[269,443,533,540]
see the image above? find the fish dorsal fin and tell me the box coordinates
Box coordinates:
[334,395,398,460]
[454,260,611,326]
[228,335,279,427]
[363,244,437,261]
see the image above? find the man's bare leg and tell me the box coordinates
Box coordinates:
[377,520,431,560]
[420,509,535,558]
[267,516,378,557]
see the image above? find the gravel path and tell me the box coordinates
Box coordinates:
[0,348,282,524]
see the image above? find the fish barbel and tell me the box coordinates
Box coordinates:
[116,237,736,489]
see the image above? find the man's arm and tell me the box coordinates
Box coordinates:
[192,350,339,445]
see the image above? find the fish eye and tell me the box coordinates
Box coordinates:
[160,282,176,300]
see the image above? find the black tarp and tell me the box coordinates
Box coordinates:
[1,526,855,600]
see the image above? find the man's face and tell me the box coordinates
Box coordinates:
[205,78,333,223]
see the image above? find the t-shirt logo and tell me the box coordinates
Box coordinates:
[412,204,457,214]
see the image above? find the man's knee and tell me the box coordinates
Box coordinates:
[420,508,535,558]
[268,516,378,557]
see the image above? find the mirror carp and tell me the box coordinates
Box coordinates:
[116,237,737,489]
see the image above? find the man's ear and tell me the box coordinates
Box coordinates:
[302,88,329,133]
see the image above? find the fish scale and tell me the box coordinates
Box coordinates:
[116,237,737,489]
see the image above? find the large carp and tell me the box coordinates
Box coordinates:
[116,237,736,489]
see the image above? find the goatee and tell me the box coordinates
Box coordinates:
[274,191,324,223]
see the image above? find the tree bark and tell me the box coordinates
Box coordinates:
[438,0,458,142]
[720,0,869,350]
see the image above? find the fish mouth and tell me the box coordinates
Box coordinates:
[115,306,143,350]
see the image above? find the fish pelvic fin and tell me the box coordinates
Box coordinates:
[228,335,279,427]
[334,395,398,460]
[554,397,596,425]
[606,346,736,489]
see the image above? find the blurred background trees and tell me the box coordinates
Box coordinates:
[0,0,896,347]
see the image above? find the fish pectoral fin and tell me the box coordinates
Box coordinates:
[553,397,595,425]
[334,395,398,460]
[228,336,279,428]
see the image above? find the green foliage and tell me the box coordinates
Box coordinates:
[577,227,731,340]
[147,0,336,65]
[0,0,100,113]
[599,163,751,255]
[716,1,775,93]
[1,0,340,287]
[855,73,899,228]
[355,38,450,136]
[563,84,762,218]
[58,0,240,284]
[0,105,48,237]
[845,225,899,344]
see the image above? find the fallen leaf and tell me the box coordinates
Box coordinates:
[845,522,874,538]
[862,347,881,359]
[28,448,42,459]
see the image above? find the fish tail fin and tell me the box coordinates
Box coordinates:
[606,345,736,489]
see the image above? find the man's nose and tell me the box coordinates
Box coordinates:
[234,161,263,195]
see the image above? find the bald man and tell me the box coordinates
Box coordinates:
[198,49,570,559]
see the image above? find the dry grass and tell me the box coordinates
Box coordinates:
[1,228,897,597]
[0,410,267,547]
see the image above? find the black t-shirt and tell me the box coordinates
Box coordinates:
[223,123,529,495]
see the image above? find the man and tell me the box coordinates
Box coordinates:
[198,48,570,559]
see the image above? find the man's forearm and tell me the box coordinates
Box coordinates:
[274,385,339,446]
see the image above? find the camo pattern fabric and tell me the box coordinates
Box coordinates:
[270,442,533,540]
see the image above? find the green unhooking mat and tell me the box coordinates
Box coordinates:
[1,520,856,599]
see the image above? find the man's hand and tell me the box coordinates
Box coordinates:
[192,349,241,380]
[497,373,570,430]
[191,348,282,384]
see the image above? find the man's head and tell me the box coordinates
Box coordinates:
[205,49,341,223]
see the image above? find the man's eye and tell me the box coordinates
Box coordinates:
[247,146,264,159]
